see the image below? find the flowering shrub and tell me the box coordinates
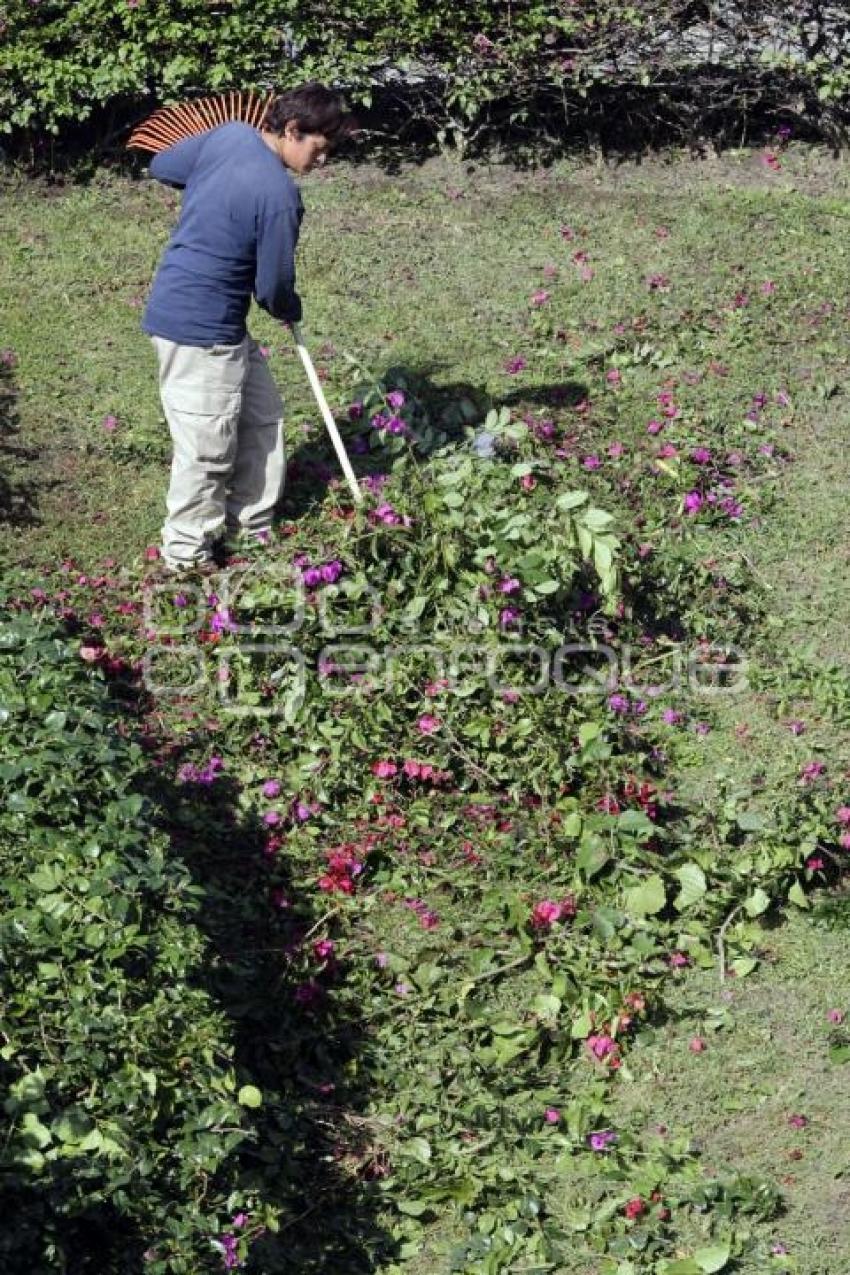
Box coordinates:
[3,1,850,149]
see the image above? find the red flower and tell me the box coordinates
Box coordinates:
[624,1197,646,1219]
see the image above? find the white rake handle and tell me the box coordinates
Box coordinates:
[291,323,364,505]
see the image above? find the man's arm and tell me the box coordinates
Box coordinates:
[254,201,304,325]
[149,132,209,189]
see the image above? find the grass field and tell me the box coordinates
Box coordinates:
[3,142,850,1273]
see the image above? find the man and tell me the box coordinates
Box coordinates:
[142,83,356,571]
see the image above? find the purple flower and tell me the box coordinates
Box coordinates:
[582,454,601,470]
[262,779,282,799]
[302,566,322,588]
[499,607,521,628]
[386,389,406,409]
[662,708,683,725]
[608,693,629,715]
[504,356,528,375]
[210,608,238,634]
[587,1129,617,1152]
[321,560,343,583]
[683,490,703,515]
[498,577,521,594]
[691,447,711,464]
[348,401,364,420]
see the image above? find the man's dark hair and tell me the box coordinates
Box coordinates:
[263,83,358,148]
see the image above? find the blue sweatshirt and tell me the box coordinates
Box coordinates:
[142,122,303,347]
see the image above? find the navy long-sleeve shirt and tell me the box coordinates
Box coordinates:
[142,122,303,347]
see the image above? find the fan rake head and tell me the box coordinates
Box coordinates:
[127,90,275,153]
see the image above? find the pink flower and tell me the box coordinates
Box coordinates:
[544,1107,560,1124]
[79,645,101,662]
[498,577,521,595]
[840,833,850,851]
[828,1009,845,1024]
[624,1197,647,1219]
[520,474,536,491]
[761,280,776,295]
[788,1113,808,1129]
[386,389,406,409]
[504,356,528,375]
[262,779,282,799]
[263,810,281,826]
[691,446,712,464]
[531,289,551,306]
[647,419,664,435]
[606,368,622,386]
[587,1034,615,1060]
[689,1036,707,1053]
[372,760,398,779]
[559,224,577,240]
[836,806,850,824]
[608,441,624,458]
[799,761,825,784]
[102,414,118,433]
[417,714,441,735]
[806,856,824,871]
[646,274,670,292]
[313,939,335,961]
[531,900,562,929]
[259,345,270,359]
[582,454,601,470]
[668,951,691,968]
[787,719,806,735]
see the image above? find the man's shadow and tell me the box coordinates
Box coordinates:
[280,364,590,523]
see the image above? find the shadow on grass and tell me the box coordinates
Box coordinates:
[279,365,590,524]
[138,759,393,1273]
[0,357,40,531]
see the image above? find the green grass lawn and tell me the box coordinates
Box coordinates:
[3,143,850,1272]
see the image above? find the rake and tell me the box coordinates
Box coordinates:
[128,92,364,505]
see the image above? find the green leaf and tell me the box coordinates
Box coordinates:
[238,1085,263,1109]
[788,880,809,909]
[694,1243,732,1273]
[401,1136,431,1165]
[556,490,589,512]
[744,887,771,917]
[624,874,666,916]
[674,862,707,911]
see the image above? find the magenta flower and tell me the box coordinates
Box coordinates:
[262,779,281,798]
[582,454,601,470]
[544,1107,560,1124]
[828,1009,845,1024]
[102,414,118,433]
[531,900,562,929]
[788,1113,808,1129]
[531,289,551,306]
[691,447,711,464]
[504,356,528,375]
[498,577,521,594]
[386,389,406,409]
[683,490,703,515]
[607,693,629,714]
[799,761,826,784]
[586,1034,615,1060]
[787,719,806,735]
[499,607,521,628]
[587,1129,617,1151]
[662,708,683,725]
[836,806,850,824]
[417,714,441,735]
[371,760,398,779]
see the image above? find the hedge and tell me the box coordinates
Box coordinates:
[2,1,850,155]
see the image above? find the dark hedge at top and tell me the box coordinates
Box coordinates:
[2,1,850,159]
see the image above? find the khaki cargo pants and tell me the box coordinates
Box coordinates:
[150,334,285,567]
